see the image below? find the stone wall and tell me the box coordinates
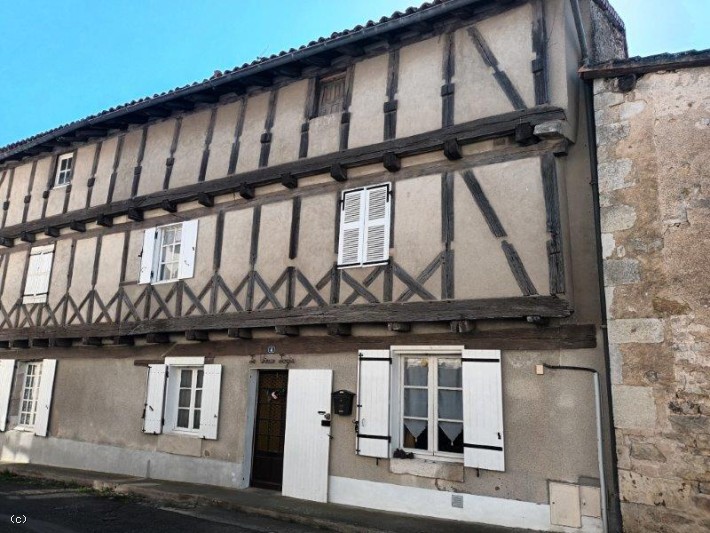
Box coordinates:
[594,66,710,532]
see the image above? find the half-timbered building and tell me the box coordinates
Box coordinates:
[0,1,627,530]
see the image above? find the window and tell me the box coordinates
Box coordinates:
[317,74,346,116]
[175,367,203,432]
[402,356,463,457]
[0,359,57,436]
[337,184,391,268]
[139,220,198,285]
[23,244,55,304]
[54,153,74,187]
[356,348,505,471]
[18,362,42,428]
[143,358,222,439]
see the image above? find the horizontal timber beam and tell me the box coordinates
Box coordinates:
[0,297,571,342]
[0,105,565,240]
[2,325,597,358]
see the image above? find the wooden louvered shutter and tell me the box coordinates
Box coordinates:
[198,364,222,440]
[139,228,157,285]
[23,245,55,304]
[337,189,366,267]
[0,359,15,432]
[143,364,166,434]
[34,359,57,437]
[462,349,505,471]
[356,350,391,458]
[178,219,199,280]
[363,184,391,265]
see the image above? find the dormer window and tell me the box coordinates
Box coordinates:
[54,153,74,187]
[317,74,346,116]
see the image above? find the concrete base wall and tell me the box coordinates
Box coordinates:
[0,431,245,489]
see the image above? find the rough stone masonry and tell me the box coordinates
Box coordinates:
[595,61,710,532]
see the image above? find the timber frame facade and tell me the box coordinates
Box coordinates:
[0,1,627,531]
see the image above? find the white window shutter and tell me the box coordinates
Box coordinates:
[139,229,157,285]
[23,245,54,304]
[337,189,366,266]
[356,350,391,458]
[198,364,222,440]
[143,364,166,434]
[34,359,57,437]
[178,219,199,280]
[0,359,15,432]
[363,185,391,264]
[462,349,505,471]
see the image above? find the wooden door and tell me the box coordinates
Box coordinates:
[282,369,333,502]
[250,370,288,489]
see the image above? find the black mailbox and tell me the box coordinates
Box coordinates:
[332,390,355,416]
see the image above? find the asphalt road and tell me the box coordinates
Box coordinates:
[0,476,320,533]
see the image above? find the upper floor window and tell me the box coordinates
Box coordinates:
[54,153,74,187]
[317,74,346,116]
[23,244,55,304]
[337,183,391,268]
[139,220,199,285]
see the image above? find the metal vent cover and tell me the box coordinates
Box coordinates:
[451,494,464,508]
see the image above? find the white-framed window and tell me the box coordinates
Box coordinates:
[54,153,74,187]
[139,220,199,285]
[18,362,42,428]
[0,359,57,436]
[401,355,463,458]
[356,347,505,472]
[143,357,222,440]
[23,244,55,304]
[337,183,391,268]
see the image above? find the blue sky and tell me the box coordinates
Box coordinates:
[0,0,707,147]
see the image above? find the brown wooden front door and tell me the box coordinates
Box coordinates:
[251,370,288,490]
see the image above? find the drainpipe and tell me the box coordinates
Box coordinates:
[543,364,608,533]
[569,0,623,530]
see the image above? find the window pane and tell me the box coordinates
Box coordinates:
[438,422,464,454]
[178,389,191,408]
[193,409,201,429]
[438,390,463,420]
[404,358,428,386]
[180,369,192,387]
[194,390,202,409]
[438,359,462,387]
[403,388,427,418]
[196,370,203,388]
[176,409,189,428]
[403,419,428,450]
[164,231,174,245]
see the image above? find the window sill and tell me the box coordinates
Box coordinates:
[165,428,202,438]
[13,426,36,433]
[151,278,180,286]
[389,456,464,482]
[52,183,71,190]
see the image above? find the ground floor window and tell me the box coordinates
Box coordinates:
[19,362,42,428]
[175,367,203,432]
[402,355,463,457]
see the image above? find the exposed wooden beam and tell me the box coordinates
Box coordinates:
[275,325,299,336]
[82,337,103,346]
[301,56,331,68]
[141,108,172,118]
[327,323,351,336]
[127,208,144,221]
[30,339,50,348]
[96,214,113,228]
[227,327,252,339]
[9,339,29,349]
[20,232,35,243]
[388,322,411,332]
[160,200,177,213]
[0,237,14,248]
[450,320,476,333]
[54,338,74,348]
[185,330,209,342]
[281,173,298,189]
[163,100,196,112]
[330,163,347,182]
[383,151,401,172]
[186,93,220,104]
[197,192,214,207]
[515,122,539,146]
[443,138,463,160]
[239,184,255,200]
[112,336,135,346]
[2,106,566,239]
[69,220,86,233]
[146,333,171,344]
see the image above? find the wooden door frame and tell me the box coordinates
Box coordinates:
[244,368,289,489]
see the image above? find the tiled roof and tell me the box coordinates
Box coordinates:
[0,0,459,160]
[580,48,710,79]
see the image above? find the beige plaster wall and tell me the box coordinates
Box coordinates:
[137,119,176,197]
[235,92,270,174]
[5,162,31,227]
[349,54,388,149]
[90,136,119,207]
[396,35,443,138]
[595,67,710,532]
[113,129,143,202]
[26,158,51,221]
[67,145,96,212]
[270,81,308,166]
[170,110,211,188]
[205,100,241,181]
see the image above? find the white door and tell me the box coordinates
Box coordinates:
[282,369,333,502]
